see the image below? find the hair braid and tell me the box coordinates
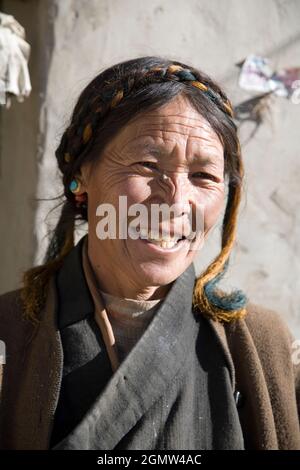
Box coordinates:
[192,145,247,322]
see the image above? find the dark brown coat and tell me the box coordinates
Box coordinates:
[0,276,299,449]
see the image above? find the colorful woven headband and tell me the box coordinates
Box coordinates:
[63,64,233,166]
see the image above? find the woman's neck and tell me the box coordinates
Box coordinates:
[85,236,171,301]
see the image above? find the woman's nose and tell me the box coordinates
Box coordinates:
[157,171,191,217]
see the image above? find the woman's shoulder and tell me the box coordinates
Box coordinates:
[230,301,297,370]
[0,288,32,344]
[0,287,23,318]
[217,299,296,370]
[222,300,299,386]
[244,301,294,341]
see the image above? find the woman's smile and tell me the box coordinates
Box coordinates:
[136,234,190,254]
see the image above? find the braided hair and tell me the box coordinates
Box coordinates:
[21,56,247,324]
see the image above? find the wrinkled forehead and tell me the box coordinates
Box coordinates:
[106,95,224,155]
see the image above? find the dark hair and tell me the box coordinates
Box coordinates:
[21,56,247,324]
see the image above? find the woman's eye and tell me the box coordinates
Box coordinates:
[192,172,215,181]
[137,162,158,170]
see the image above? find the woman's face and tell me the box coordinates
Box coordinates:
[81,94,225,295]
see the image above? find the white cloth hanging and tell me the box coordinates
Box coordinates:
[0,12,31,108]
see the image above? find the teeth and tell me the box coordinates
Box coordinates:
[139,228,186,247]
[148,239,178,249]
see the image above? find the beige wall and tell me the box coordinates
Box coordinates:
[0,0,41,293]
[1,0,300,337]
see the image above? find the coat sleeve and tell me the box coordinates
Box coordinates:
[288,329,300,425]
[244,302,300,448]
[0,289,28,408]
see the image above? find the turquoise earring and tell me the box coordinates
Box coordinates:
[69,179,81,193]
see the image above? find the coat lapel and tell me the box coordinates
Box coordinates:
[207,318,235,390]
[53,263,199,450]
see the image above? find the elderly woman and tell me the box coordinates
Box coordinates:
[0,56,299,450]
